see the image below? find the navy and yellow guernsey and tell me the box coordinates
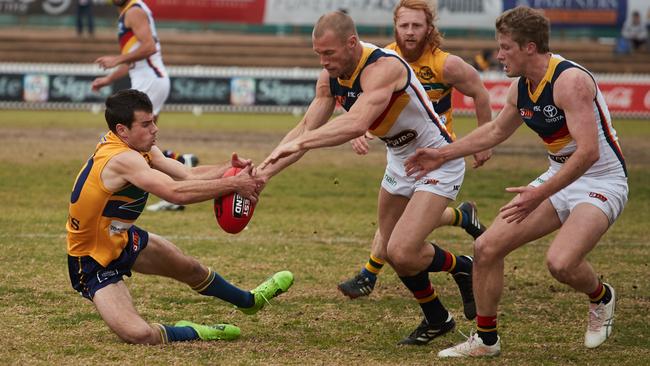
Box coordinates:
[330,42,453,171]
[517,54,626,177]
[385,42,458,139]
[66,131,151,267]
[118,0,166,80]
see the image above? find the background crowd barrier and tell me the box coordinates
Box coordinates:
[1,63,649,119]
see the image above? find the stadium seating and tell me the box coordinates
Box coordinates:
[0,28,648,74]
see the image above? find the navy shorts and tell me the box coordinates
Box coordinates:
[67,226,149,300]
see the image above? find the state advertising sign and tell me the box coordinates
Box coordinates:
[169,77,231,105]
[503,0,628,27]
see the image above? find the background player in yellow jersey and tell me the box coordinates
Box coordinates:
[257,11,476,345]
[338,0,492,318]
[406,6,627,357]
[66,89,293,345]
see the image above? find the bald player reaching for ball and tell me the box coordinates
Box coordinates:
[65,89,293,345]
[256,11,473,344]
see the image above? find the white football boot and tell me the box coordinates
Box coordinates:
[146,200,184,211]
[585,283,616,348]
[438,332,500,358]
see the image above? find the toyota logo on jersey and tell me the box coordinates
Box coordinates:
[543,105,558,118]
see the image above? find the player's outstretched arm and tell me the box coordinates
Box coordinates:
[260,57,406,168]
[405,80,522,178]
[257,70,336,177]
[105,150,262,205]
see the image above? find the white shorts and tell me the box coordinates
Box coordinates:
[381,157,465,200]
[130,75,170,115]
[530,169,628,225]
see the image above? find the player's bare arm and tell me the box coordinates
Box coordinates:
[405,80,521,178]
[151,149,252,181]
[256,70,336,177]
[260,57,407,168]
[500,68,599,223]
[95,7,156,69]
[103,150,262,204]
[349,131,375,155]
[91,64,129,92]
[443,54,494,167]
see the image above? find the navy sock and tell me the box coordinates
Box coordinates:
[192,268,254,308]
[428,242,471,275]
[157,324,199,343]
[398,270,448,325]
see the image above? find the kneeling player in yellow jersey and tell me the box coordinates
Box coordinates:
[66,89,293,345]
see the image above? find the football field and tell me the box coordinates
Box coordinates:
[0,110,648,365]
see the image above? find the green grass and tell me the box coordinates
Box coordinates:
[0,110,648,365]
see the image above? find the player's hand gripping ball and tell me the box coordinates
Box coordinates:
[214,167,256,234]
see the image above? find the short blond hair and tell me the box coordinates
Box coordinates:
[496,6,550,53]
[313,11,358,43]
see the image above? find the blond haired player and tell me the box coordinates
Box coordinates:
[258,11,475,345]
[338,1,492,338]
[406,7,626,357]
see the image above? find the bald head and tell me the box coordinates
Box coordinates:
[313,11,358,43]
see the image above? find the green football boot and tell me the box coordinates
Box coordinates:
[238,270,294,315]
[175,320,240,341]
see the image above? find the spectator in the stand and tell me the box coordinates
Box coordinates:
[473,49,499,72]
[646,8,650,51]
[76,0,95,37]
[622,10,647,51]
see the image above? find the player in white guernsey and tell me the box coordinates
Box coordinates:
[405,7,627,357]
[258,11,471,344]
[92,0,169,117]
[93,1,181,212]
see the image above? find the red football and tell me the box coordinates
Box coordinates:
[214,167,256,234]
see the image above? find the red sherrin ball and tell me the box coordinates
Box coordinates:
[214,167,256,234]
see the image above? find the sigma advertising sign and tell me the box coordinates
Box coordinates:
[255,79,316,106]
[48,75,111,102]
[502,0,628,27]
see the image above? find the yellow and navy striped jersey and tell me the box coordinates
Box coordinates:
[517,54,626,177]
[118,0,166,79]
[66,131,152,266]
[385,43,457,139]
[329,42,452,172]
